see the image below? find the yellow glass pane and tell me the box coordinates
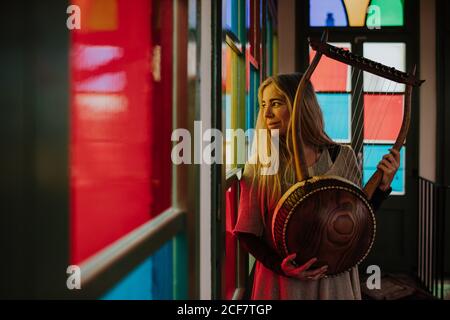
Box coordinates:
[343,0,370,27]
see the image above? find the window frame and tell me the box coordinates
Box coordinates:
[213,0,279,300]
[72,0,198,299]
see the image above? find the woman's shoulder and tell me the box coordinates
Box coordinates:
[325,144,355,161]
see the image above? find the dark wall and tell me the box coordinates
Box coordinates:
[436,0,450,274]
[0,1,70,298]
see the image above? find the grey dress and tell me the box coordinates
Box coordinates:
[234,145,363,300]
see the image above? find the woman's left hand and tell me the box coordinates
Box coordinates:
[377,149,400,191]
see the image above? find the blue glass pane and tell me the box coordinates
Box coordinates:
[310,0,348,27]
[223,0,232,30]
[317,93,351,142]
[102,240,173,300]
[245,90,253,130]
[246,0,250,30]
[223,0,238,36]
[363,145,405,194]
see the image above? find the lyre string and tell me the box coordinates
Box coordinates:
[336,68,362,180]
[341,70,377,185]
[338,67,365,184]
[344,69,373,182]
[353,76,399,185]
[349,76,392,184]
[334,62,356,173]
[364,82,399,184]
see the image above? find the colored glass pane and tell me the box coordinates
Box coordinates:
[310,0,404,28]
[70,0,173,264]
[367,0,404,27]
[309,0,348,26]
[246,64,259,130]
[363,42,406,92]
[317,93,351,143]
[223,45,236,171]
[363,145,405,194]
[364,94,404,142]
[223,0,239,37]
[102,240,173,300]
[246,0,250,30]
[310,43,352,92]
[343,0,371,26]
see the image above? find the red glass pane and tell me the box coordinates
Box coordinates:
[70,0,172,264]
[248,0,261,63]
[225,184,238,299]
[364,94,404,142]
[310,44,351,92]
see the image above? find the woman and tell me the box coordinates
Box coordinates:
[233,73,400,300]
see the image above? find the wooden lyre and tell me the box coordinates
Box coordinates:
[271,32,424,276]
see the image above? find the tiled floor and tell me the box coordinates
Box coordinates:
[360,273,437,300]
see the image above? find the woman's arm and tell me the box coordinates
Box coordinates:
[370,186,392,211]
[235,232,285,276]
[236,232,328,280]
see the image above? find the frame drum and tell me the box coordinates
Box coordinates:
[272,175,375,276]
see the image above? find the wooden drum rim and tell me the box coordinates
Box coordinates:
[271,175,376,276]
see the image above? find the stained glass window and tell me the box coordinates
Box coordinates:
[361,42,406,194]
[367,0,404,27]
[310,0,404,27]
[364,94,404,142]
[317,93,351,142]
[70,0,174,264]
[102,240,173,300]
[310,43,352,92]
[310,0,347,27]
[223,0,238,36]
[312,43,352,143]
[223,45,237,171]
[246,64,260,130]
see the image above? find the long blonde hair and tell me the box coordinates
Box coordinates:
[252,73,335,215]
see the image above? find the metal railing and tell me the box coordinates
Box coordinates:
[417,177,449,299]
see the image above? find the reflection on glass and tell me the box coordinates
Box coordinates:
[71,0,154,264]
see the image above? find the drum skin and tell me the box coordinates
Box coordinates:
[272,175,376,276]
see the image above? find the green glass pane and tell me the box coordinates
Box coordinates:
[367,0,404,27]
[266,17,273,75]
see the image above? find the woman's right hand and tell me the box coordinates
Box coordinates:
[281,253,328,281]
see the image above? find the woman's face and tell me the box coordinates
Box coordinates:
[261,83,291,136]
